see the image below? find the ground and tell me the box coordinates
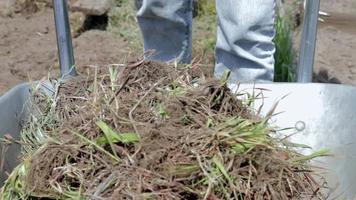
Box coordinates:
[313,0,356,84]
[0,1,356,94]
[0,6,134,94]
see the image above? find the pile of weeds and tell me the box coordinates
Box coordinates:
[1,60,327,199]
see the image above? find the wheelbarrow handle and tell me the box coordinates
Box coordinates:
[53,0,77,78]
[297,0,321,83]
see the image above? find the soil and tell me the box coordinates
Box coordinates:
[313,0,356,84]
[0,8,134,95]
[1,1,356,94]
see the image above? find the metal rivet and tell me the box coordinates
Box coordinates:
[295,121,306,131]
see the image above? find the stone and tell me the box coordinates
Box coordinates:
[0,0,14,17]
[45,0,79,8]
[71,0,112,16]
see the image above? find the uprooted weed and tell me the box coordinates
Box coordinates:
[1,60,328,199]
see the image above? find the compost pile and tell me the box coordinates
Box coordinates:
[1,61,326,199]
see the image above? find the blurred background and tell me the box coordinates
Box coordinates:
[0,0,355,94]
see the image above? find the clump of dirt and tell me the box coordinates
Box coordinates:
[10,0,49,15]
[7,0,80,15]
[1,60,327,199]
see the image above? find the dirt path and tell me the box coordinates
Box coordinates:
[313,0,356,84]
[0,9,57,93]
[0,8,133,95]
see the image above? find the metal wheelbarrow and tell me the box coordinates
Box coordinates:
[0,0,355,199]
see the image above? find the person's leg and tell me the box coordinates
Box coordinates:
[136,0,193,63]
[215,0,276,83]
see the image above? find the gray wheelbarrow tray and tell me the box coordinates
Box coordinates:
[1,0,355,199]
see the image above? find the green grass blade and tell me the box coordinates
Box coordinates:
[212,156,233,184]
[96,121,119,158]
[71,130,121,164]
[96,121,140,145]
[291,149,330,164]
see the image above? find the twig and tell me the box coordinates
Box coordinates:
[127,59,146,69]
[109,76,130,105]
[108,59,147,105]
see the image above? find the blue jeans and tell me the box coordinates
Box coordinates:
[136,0,276,82]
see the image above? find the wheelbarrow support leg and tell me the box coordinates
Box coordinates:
[53,0,77,78]
[297,0,320,83]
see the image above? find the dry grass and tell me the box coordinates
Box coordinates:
[1,60,329,199]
